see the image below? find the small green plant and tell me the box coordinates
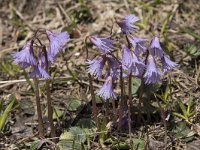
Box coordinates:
[155,84,170,109]
[0,95,15,131]
[173,97,195,124]
[184,43,200,57]
[0,57,20,76]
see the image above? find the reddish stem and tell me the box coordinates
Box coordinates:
[43,46,57,143]
[117,65,125,131]
[33,78,45,138]
[85,37,99,128]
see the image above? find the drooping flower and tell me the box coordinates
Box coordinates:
[47,30,70,63]
[121,45,133,70]
[11,41,36,68]
[129,52,145,77]
[107,55,120,79]
[149,36,164,59]
[161,55,178,74]
[128,36,147,56]
[97,76,116,100]
[89,36,114,54]
[86,56,105,78]
[116,14,139,34]
[121,45,145,77]
[144,55,161,84]
[30,52,50,79]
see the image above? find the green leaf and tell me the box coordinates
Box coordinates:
[164,85,169,102]
[53,107,64,120]
[172,122,195,142]
[60,130,74,140]
[180,27,200,41]
[177,100,188,118]
[0,95,15,131]
[57,140,74,150]
[173,112,188,120]
[69,127,86,143]
[132,138,145,150]
[132,78,141,95]
[30,141,40,150]
[68,99,82,112]
[187,97,194,115]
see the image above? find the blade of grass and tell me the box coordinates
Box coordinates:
[0,95,15,131]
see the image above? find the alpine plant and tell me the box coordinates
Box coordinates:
[12,30,70,79]
[86,14,178,101]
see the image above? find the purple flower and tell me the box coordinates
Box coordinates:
[121,45,145,77]
[129,52,145,77]
[86,56,105,78]
[107,55,120,79]
[128,36,147,56]
[162,55,178,74]
[116,14,139,34]
[144,55,161,84]
[47,30,70,63]
[121,45,132,70]
[11,41,36,68]
[30,52,50,79]
[89,36,114,54]
[149,36,164,58]
[97,76,116,100]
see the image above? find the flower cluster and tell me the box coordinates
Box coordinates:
[118,15,178,85]
[12,30,70,79]
[86,14,178,101]
[86,35,118,100]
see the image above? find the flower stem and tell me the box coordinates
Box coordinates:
[42,46,56,143]
[85,37,98,128]
[33,78,45,138]
[128,75,133,150]
[155,95,167,149]
[137,79,144,126]
[117,65,125,131]
[88,74,99,128]
[146,89,151,123]
[111,98,117,122]
[46,79,57,143]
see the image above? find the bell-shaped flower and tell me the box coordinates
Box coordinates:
[162,55,178,74]
[128,36,147,56]
[89,36,114,54]
[97,76,116,100]
[107,55,120,79]
[144,55,161,84]
[47,30,70,63]
[11,41,36,68]
[129,53,145,77]
[149,36,164,59]
[116,14,139,34]
[86,56,105,78]
[30,52,50,79]
[121,45,132,70]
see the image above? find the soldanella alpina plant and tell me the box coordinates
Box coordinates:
[85,14,177,149]
[11,29,70,142]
